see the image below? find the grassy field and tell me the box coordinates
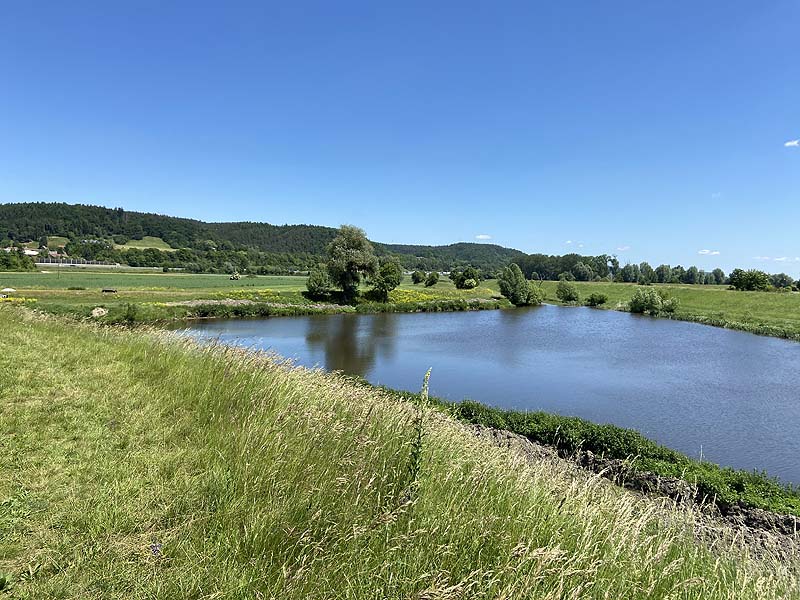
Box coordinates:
[0,271,501,322]
[45,236,69,248]
[1,306,797,599]
[534,280,800,340]
[114,236,176,251]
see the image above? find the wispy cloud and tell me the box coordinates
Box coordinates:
[565,240,572,245]
[698,249,720,256]
[710,192,722,199]
[785,140,799,147]
[475,234,492,241]
[753,255,800,263]
[616,245,630,252]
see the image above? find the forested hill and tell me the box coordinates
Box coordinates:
[0,202,523,272]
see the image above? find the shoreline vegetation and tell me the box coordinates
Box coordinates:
[1,306,798,598]
[360,379,800,522]
[2,268,799,342]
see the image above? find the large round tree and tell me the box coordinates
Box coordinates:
[326,225,378,302]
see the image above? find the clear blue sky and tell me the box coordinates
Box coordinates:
[1,1,798,273]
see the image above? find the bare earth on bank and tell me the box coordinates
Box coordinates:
[0,306,797,599]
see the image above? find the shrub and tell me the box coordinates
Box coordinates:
[411,270,425,284]
[556,280,579,303]
[557,271,575,281]
[729,268,771,291]
[371,259,404,302]
[498,264,529,306]
[449,266,481,289]
[585,292,608,307]
[498,263,543,306]
[628,288,679,315]
[306,264,332,298]
[424,271,439,287]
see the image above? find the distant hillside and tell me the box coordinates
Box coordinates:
[0,202,523,272]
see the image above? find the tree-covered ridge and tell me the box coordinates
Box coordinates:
[0,202,523,272]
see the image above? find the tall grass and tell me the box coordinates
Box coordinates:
[1,306,798,598]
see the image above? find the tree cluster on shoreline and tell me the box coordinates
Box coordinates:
[306,226,404,303]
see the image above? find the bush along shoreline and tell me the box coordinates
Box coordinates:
[76,296,509,325]
[355,378,800,525]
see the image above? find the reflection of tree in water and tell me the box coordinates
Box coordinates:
[305,313,397,377]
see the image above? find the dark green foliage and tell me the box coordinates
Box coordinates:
[585,292,608,307]
[628,288,679,315]
[683,266,701,284]
[0,249,35,271]
[326,225,378,302]
[498,263,542,306]
[305,264,332,298]
[355,298,503,314]
[618,263,640,283]
[655,264,671,283]
[449,266,482,289]
[371,259,404,302]
[424,271,439,287]
[514,253,613,281]
[556,280,579,303]
[729,269,771,291]
[712,268,726,285]
[557,271,575,281]
[571,261,594,281]
[770,273,794,289]
[411,270,425,284]
[638,262,654,284]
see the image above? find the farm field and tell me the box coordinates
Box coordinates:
[113,235,176,251]
[0,270,499,322]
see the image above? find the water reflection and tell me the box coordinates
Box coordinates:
[304,313,397,376]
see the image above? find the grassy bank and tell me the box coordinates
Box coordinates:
[1,307,798,598]
[531,281,800,340]
[359,383,800,518]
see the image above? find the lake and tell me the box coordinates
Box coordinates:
[181,305,800,484]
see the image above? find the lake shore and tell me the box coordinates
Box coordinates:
[3,271,800,342]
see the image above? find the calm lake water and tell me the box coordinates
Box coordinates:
[181,305,800,484]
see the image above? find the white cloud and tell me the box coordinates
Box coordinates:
[577,243,584,249]
[753,256,771,260]
[616,245,630,252]
[698,249,721,256]
[785,140,800,147]
[775,257,789,262]
[475,234,492,241]
[565,240,572,245]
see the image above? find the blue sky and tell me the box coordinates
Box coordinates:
[1,1,798,273]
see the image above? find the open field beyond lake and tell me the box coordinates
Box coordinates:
[2,270,800,340]
[1,306,798,598]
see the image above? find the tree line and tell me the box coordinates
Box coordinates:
[0,202,523,273]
